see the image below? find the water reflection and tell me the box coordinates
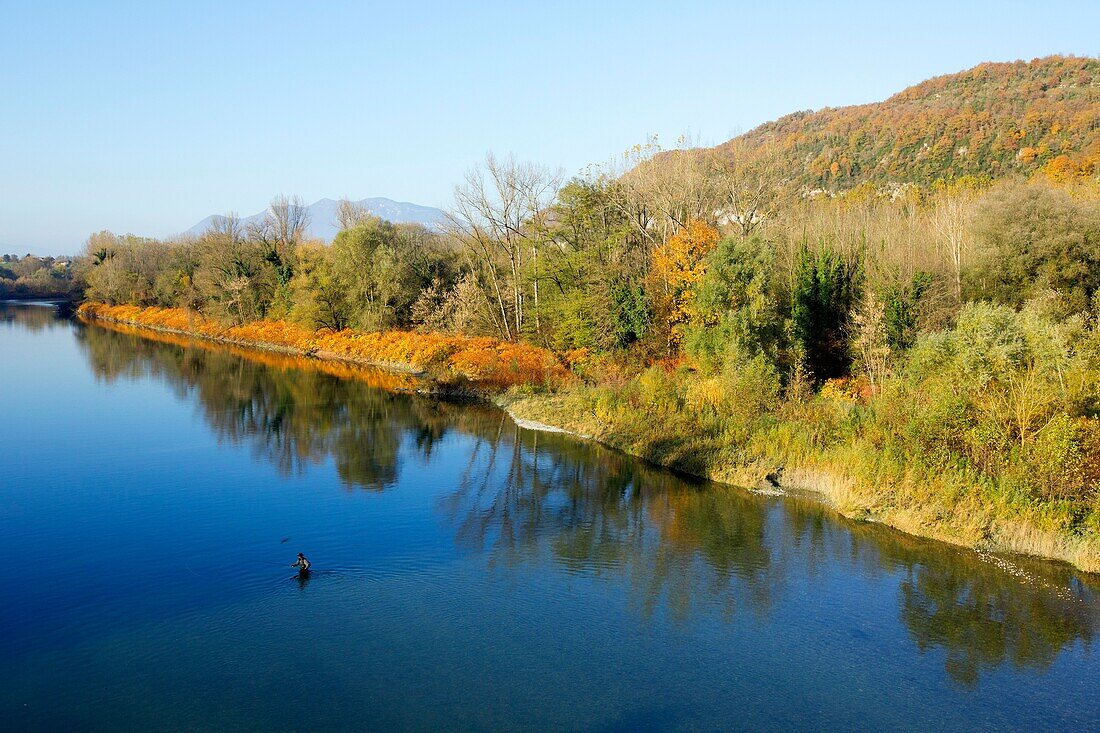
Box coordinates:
[1,301,66,331]
[784,499,1098,686]
[437,432,779,621]
[77,318,1100,685]
[899,557,1094,686]
[77,320,432,489]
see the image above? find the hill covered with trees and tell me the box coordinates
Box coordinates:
[707,55,1100,189]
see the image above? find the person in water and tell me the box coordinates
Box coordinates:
[292,552,311,574]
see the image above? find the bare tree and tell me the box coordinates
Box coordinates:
[268,194,311,246]
[931,192,975,301]
[602,136,722,251]
[248,195,311,284]
[447,153,561,340]
[207,212,243,245]
[335,198,371,231]
[708,143,785,237]
[851,291,891,393]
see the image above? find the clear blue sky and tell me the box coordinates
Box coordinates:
[2,0,1098,255]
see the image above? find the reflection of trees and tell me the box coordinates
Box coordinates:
[0,302,63,332]
[783,505,1098,686]
[76,322,442,490]
[905,558,1092,686]
[194,363,409,489]
[439,420,781,621]
[75,318,1100,684]
[899,560,1095,686]
[446,421,1100,673]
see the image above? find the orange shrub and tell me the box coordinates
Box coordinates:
[88,318,421,392]
[78,302,571,391]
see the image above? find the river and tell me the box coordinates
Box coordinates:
[1,301,1098,731]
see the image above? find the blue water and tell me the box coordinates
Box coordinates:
[1,302,1098,731]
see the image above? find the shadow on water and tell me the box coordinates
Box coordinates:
[75,317,1100,687]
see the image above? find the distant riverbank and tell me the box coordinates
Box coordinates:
[79,301,1100,574]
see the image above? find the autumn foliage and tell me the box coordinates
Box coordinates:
[647,220,720,348]
[709,56,1100,188]
[90,318,424,393]
[78,302,569,390]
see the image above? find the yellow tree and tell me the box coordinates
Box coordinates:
[648,220,719,351]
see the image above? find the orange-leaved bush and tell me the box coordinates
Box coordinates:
[78,302,569,390]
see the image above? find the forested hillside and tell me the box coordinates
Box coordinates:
[708,56,1100,188]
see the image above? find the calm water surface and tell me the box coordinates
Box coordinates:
[1,302,1098,731]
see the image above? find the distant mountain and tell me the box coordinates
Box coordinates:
[185,197,449,242]
[692,55,1100,188]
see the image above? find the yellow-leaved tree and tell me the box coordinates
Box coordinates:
[648,220,719,351]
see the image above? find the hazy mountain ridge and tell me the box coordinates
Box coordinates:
[185,197,448,242]
[703,55,1100,187]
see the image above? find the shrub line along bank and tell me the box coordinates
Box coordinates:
[79,301,1100,574]
[77,302,569,393]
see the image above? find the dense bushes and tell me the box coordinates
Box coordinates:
[886,301,1100,503]
[967,184,1100,312]
[686,235,781,373]
[78,303,569,390]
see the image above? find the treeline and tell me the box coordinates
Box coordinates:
[81,195,457,331]
[0,253,82,299]
[80,153,1100,399]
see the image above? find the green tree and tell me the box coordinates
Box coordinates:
[685,235,781,373]
[791,245,862,382]
[882,271,933,351]
[330,218,448,331]
[532,178,650,350]
[966,183,1100,313]
[288,244,351,331]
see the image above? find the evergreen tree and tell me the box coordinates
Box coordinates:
[791,246,862,382]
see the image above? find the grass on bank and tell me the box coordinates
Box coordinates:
[501,352,1100,573]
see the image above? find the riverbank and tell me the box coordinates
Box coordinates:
[83,317,428,394]
[500,383,1100,574]
[79,301,1100,573]
[77,303,568,392]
